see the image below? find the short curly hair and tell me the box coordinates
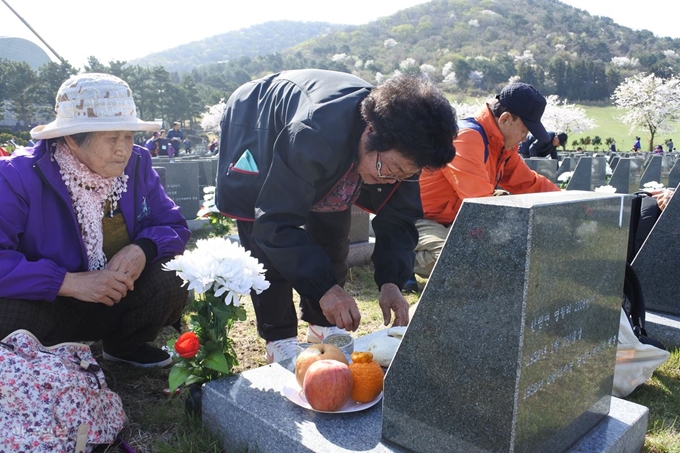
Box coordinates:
[360,74,457,170]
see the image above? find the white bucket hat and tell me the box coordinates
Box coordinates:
[31,73,160,140]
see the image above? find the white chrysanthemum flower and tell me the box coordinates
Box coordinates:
[558,171,574,182]
[163,237,270,306]
[643,181,665,190]
[594,185,617,193]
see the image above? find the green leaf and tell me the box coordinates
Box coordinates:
[185,374,206,386]
[203,350,231,374]
[168,365,192,393]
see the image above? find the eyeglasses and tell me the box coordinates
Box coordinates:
[375,152,420,182]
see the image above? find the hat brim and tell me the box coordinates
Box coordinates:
[31,117,161,140]
[522,119,550,143]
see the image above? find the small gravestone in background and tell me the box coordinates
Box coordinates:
[660,154,674,188]
[565,157,607,191]
[349,205,370,244]
[556,155,580,180]
[640,155,663,189]
[382,191,631,453]
[524,158,557,182]
[163,161,201,219]
[668,159,680,188]
[632,183,680,316]
[565,156,593,190]
[608,158,643,194]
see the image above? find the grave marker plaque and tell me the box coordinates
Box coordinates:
[382,191,630,453]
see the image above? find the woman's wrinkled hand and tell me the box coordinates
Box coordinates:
[319,284,361,331]
[58,269,135,306]
[378,283,410,327]
[106,244,147,282]
[651,189,675,212]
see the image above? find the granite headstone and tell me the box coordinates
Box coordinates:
[668,159,680,189]
[382,191,631,453]
[608,158,643,194]
[639,155,662,189]
[162,160,201,219]
[523,158,557,182]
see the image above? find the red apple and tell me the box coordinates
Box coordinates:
[303,359,353,412]
[295,343,348,387]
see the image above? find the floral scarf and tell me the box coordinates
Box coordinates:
[53,142,129,270]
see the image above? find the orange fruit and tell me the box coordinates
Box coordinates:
[348,351,384,403]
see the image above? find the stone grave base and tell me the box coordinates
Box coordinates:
[646,310,680,349]
[202,330,648,453]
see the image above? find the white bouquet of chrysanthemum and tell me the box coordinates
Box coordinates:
[196,186,233,235]
[164,237,269,305]
[163,237,269,391]
[594,185,617,193]
[558,171,574,189]
[643,181,665,191]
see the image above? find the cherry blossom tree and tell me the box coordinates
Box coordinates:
[541,95,597,134]
[612,73,680,151]
[200,99,227,134]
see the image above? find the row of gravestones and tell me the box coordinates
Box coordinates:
[153,156,372,243]
[523,153,680,193]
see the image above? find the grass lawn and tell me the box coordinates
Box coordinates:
[552,103,678,153]
[99,227,680,452]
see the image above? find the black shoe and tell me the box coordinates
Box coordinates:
[403,274,419,294]
[103,343,172,368]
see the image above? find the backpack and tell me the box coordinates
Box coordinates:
[622,192,665,349]
[0,330,127,453]
[613,192,670,397]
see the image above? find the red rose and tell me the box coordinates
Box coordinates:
[175,332,200,359]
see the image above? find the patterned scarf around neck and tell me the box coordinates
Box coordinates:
[54,142,129,270]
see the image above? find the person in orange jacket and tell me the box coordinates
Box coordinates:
[414,82,561,277]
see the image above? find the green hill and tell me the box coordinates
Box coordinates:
[130,21,349,74]
[141,0,680,103]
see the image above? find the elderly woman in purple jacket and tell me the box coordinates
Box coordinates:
[0,73,190,368]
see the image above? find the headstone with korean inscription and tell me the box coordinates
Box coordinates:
[382,191,630,453]
[162,161,201,220]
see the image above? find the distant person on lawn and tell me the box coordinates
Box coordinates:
[216,69,457,363]
[519,131,568,159]
[0,73,190,368]
[414,82,561,278]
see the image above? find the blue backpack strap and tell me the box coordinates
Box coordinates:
[458,117,489,163]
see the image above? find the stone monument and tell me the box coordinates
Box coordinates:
[523,158,557,182]
[162,160,201,219]
[382,191,634,453]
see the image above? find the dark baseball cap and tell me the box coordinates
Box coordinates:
[496,83,550,142]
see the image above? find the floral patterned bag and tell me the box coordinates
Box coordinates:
[0,330,127,453]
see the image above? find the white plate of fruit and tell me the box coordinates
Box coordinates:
[282,343,384,413]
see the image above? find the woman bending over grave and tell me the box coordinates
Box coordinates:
[215,69,458,363]
[0,73,190,368]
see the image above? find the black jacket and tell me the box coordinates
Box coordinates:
[519,132,559,159]
[216,69,421,304]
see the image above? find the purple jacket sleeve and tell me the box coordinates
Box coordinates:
[0,163,68,301]
[127,148,190,261]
